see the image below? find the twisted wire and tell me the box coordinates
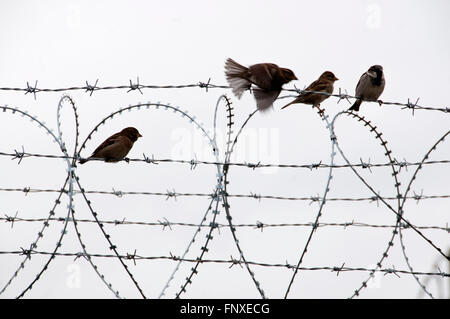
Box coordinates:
[4,216,447,232]
[1,249,448,279]
[1,82,448,298]
[1,80,448,113]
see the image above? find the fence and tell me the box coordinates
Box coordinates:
[0,81,448,299]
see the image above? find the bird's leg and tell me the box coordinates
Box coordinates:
[377,100,383,106]
[314,104,325,116]
[124,157,130,163]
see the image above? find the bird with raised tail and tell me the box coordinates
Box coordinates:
[349,65,385,112]
[79,127,142,164]
[281,71,338,113]
[224,58,298,112]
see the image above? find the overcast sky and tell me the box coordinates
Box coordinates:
[0,0,449,299]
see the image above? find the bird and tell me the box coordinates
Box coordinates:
[224,58,298,111]
[281,71,339,114]
[79,127,142,164]
[349,65,385,112]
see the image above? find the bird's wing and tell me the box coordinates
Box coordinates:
[355,72,365,90]
[354,72,374,99]
[253,88,281,111]
[300,80,331,97]
[91,132,121,156]
[284,80,332,106]
[249,63,279,90]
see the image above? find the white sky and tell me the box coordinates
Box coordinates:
[0,0,449,299]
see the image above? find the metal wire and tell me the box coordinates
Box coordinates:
[3,216,447,232]
[0,82,448,299]
[0,80,449,113]
[0,249,448,278]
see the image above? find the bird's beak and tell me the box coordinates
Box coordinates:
[366,71,376,78]
[334,76,339,81]
[138,133,143,138]
[293,75,298,80]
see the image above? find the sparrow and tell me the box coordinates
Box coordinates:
[79,127,142,164]
[281,71,339,113]
[349,65,385,112]
[224,58,298,111]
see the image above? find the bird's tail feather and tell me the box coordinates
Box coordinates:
[349,99,362,112]
[225,58,248,75]
[225,58,250,99]
[281,100,295,110]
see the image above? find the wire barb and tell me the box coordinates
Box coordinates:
[198,78,211,92]
[24,81,38,99]
[127,77,143,94]
[84,79,99,96]
[12,146,28,164]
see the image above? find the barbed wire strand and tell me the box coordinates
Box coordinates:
[1,80,449,113]
[1,249,448,278]
[1,186,449,204]
[3,216,447,232]
[221,100,267,298]
[2,150,449,170]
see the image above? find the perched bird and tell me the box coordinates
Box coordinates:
[224,58,298,111]
[79,127,142,164]
[349,65,385,112]
[281,71,338,113]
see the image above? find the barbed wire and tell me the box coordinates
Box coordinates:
[396,129,450,298]
[323,110,404,299]
[326,110,449,299]
[0,98,123,299]
[3,215,448,232]
[1,80,449,113]
[172,96,228,299]
[0,249,448,278]
[0,83,448,299]
[220,102,268,298]
[1,185,449,206]
[2,150,450,170]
